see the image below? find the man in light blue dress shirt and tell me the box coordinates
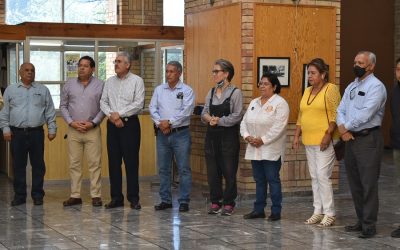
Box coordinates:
[0,63,57,207]
[337,51,387,238]
[149,61,194,212]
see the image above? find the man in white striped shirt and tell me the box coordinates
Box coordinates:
[100,51,145,210]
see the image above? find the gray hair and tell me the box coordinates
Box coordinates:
[117,51,131,64]
[357,51,377,65]
[167,61,183,73]
[215,58,235,81]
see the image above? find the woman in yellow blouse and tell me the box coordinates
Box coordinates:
[293,58,341,227]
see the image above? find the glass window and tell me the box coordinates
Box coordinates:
[44,84,61,109]
[30,51,62,81]
[64,0,116,24]
[163,0,184,26]
[6,0,116,25]
[6,0,62,24]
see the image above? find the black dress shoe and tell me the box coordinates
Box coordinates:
[358,228,376,238]
[33,198,43,206]
[268,213,281,221]
[391,227,400,238]
[243,211,266,219]
[154,202,172,211]
[130,202,141,210]
[104,200,124,209]
[11,198,26,206]
[179,203,189,212]
[345,223,362,232]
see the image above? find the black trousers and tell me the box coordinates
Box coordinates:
[344,129,383,230]
[204,126,240,206]
[107,116,141,203]
[10,128,46,200]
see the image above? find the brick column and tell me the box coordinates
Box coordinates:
[118,0,163,25]
[0,0,5,24]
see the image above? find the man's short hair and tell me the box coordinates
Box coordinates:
[79,56,95,68]
[167,61,183,73]
[117,51,131,64]
[357,51,377,65]
[396,57,400,65]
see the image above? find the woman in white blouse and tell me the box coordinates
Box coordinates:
[240,73,289,220]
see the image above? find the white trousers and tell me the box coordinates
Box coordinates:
[305,143,336,216]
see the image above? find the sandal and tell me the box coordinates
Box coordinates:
[305,214,324,224]
[319,215,335,227]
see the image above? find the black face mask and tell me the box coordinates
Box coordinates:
[353,65,367,78]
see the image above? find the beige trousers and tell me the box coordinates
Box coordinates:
[67,126,102,198]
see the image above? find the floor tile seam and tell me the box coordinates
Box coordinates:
[0,242,7,249]
[95,211,171,250]
[7,206,90,250]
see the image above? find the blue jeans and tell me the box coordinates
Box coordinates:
[157,128,192,204]
[251,159,282,215]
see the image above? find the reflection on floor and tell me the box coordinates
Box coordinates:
[0,150,399,249]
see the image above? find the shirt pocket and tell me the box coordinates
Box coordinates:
[354,95,365,109]
[174,98,183,110]
[33,92,45,107]
[9,94,24,108]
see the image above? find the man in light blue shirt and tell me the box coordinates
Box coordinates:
[149,61,194,212]
[0,62,56,207]
[337,51,386,238]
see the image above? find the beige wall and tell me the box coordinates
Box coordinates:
[44,115,156,180]
[185,3,242,104]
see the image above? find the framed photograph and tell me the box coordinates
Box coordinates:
[257,57,290,87]
[302,64,311,93]
[302,64,329,93]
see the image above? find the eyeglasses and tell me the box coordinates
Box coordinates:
[258,81,272,87]
[212,69,224,75]
[113,60,125,65]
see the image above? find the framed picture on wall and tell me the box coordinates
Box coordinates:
[257,57,290,87]
[302,64,311,93]
[302,63,329,93]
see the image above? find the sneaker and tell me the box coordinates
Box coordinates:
[208,203,221,214]
[221,205,234,216]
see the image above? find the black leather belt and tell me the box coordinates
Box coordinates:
[10,126,43,132]
[351,126,380,137]
[121,115,138,122]
[170,126,189,133]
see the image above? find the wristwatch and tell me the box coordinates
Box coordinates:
[91,121,97,128]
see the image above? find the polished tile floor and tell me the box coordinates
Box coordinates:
[1,151,400,249]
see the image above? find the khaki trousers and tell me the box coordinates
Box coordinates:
[67,126,102,198]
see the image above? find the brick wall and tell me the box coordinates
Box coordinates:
[186,0,341,195]
[118,0,163,25]
[395,0,400,62]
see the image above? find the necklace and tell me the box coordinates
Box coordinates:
[306,83,326,105]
